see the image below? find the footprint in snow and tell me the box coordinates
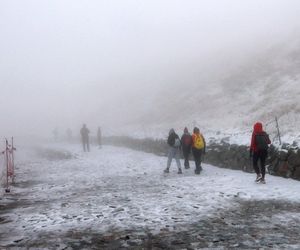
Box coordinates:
[236,192,252,198]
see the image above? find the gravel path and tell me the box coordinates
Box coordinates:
[1,195,300,249]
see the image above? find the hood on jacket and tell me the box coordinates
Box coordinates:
[193,127,200,134]
[169,128,175,135]
[253,122,263,133]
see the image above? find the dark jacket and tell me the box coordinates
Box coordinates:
[181,133,192,151]
[80,127,90,139]
[167,129,180,147]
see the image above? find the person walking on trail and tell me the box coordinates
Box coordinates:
[97,127,102,148]
[192,127,206,175]
[181,127,192,169]
[250,122,271,184]
[164,129,183,174]
[80,124,90,152]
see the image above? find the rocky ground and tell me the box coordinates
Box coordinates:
[1,195,300,249]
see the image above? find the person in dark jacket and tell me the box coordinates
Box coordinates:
[192,127,206,174]
[80,124,90,152]
[181,127,192,169]
[250,122,271,184]
[164,128,182,174]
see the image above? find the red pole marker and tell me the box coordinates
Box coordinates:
[3,137,16,193]
[5,139,10,193]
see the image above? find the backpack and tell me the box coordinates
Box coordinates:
[194,134,204,149]
[255,133,269,151]
[174,138,181,147]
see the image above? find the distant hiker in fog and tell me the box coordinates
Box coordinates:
[192,127,206,174]
[250,122,271,184]
[80,124,90,152]
[181,127,192,169]
[164,129,182,174]
[97,127,102,148]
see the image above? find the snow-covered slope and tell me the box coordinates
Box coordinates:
[116,38,300,143]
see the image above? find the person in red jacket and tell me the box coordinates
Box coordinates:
[250,122,271,184]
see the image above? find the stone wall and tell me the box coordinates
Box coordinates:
[103,136,300,181]
[268,143,300,180]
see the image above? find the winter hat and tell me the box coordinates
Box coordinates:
[193,127,200,134]
[184,127,188,133]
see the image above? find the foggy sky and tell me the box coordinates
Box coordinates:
[0,0,300,137]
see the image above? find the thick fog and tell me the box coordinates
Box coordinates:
[1,0,300,138]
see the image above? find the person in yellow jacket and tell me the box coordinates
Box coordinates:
[192,127,206,174]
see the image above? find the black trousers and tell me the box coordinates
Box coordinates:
[82,138,90,152]
[182,148,191,167]
[253,150,268,179]
[192,148,203,172]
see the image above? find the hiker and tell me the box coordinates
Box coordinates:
[164,129,183,174]
[97,127,102,148]
[250,122,271,184]
[181,127,192,169]
[80,124,90,152]
[192,127,206,174]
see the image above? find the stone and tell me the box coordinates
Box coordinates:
[276,161,289,177]
[292,166,300,180]
[278,150,289,161]
[288,150,300,166]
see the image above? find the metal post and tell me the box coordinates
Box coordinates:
[11,137,15,183]
[275,117,282,145]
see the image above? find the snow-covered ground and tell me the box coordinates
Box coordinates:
[1,143,300,248]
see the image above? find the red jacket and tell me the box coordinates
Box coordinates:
[250,122,271,152]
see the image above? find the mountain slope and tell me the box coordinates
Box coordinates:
[123,38,300,142]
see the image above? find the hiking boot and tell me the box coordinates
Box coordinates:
[164,168,169,174]
[255,174,262,183]
[260,179,266,184]
[194,169,200,175]
[184,166,190,169]
[178,168,183,174]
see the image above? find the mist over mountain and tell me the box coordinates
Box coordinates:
[0,1,299,142]
[119,35,300,141]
